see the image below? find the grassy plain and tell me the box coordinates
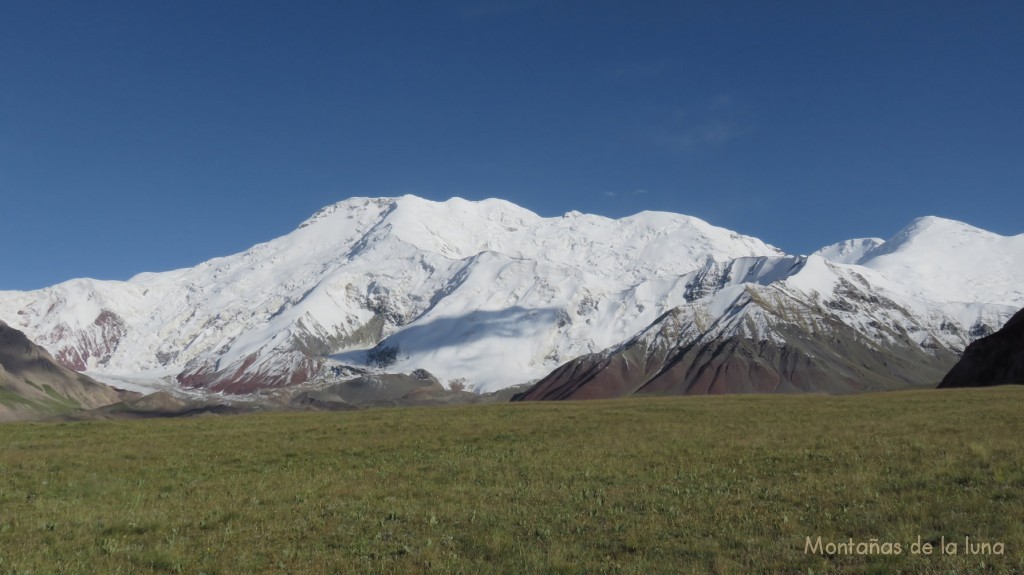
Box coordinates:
[1,387,1022,574]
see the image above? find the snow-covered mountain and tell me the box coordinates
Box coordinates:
[0,195,781,393]
[0,197,1020,397]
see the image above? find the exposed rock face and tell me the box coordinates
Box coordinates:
[939,308,1024,388]
[176,350,322,394]
[49,309,128,371]
[0,321,122,420]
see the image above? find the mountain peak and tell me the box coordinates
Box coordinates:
[892,215,994,244]
[907,214,974,227]
[297,196,395,229]
[812,237,885,264]
[854,215,1024,305]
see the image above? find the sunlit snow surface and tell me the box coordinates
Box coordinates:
[1,198,1022,394]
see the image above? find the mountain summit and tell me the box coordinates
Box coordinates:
[0,197,1020,397]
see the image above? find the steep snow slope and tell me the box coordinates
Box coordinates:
[0,195,783,393]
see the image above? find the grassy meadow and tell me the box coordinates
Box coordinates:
[1,387,1023,574]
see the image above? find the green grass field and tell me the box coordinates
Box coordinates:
[1,387,1022,574]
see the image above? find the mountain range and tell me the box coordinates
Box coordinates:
[1,195,1021,401]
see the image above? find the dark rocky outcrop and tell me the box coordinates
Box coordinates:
[316,370,446,405]
[290,390,357,411]
[289,369,527,409]
[939,307,1024,388]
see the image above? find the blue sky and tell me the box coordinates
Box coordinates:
[2,1,1022,290]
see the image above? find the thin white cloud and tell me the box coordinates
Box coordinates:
[642,95,750,153]
[699,120,744,145]
[707,94,733,111]
[646,121,746,152]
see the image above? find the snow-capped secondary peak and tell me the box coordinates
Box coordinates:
[855,216,1024,305]
[813,237,886,264]
[864,216,996,257]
